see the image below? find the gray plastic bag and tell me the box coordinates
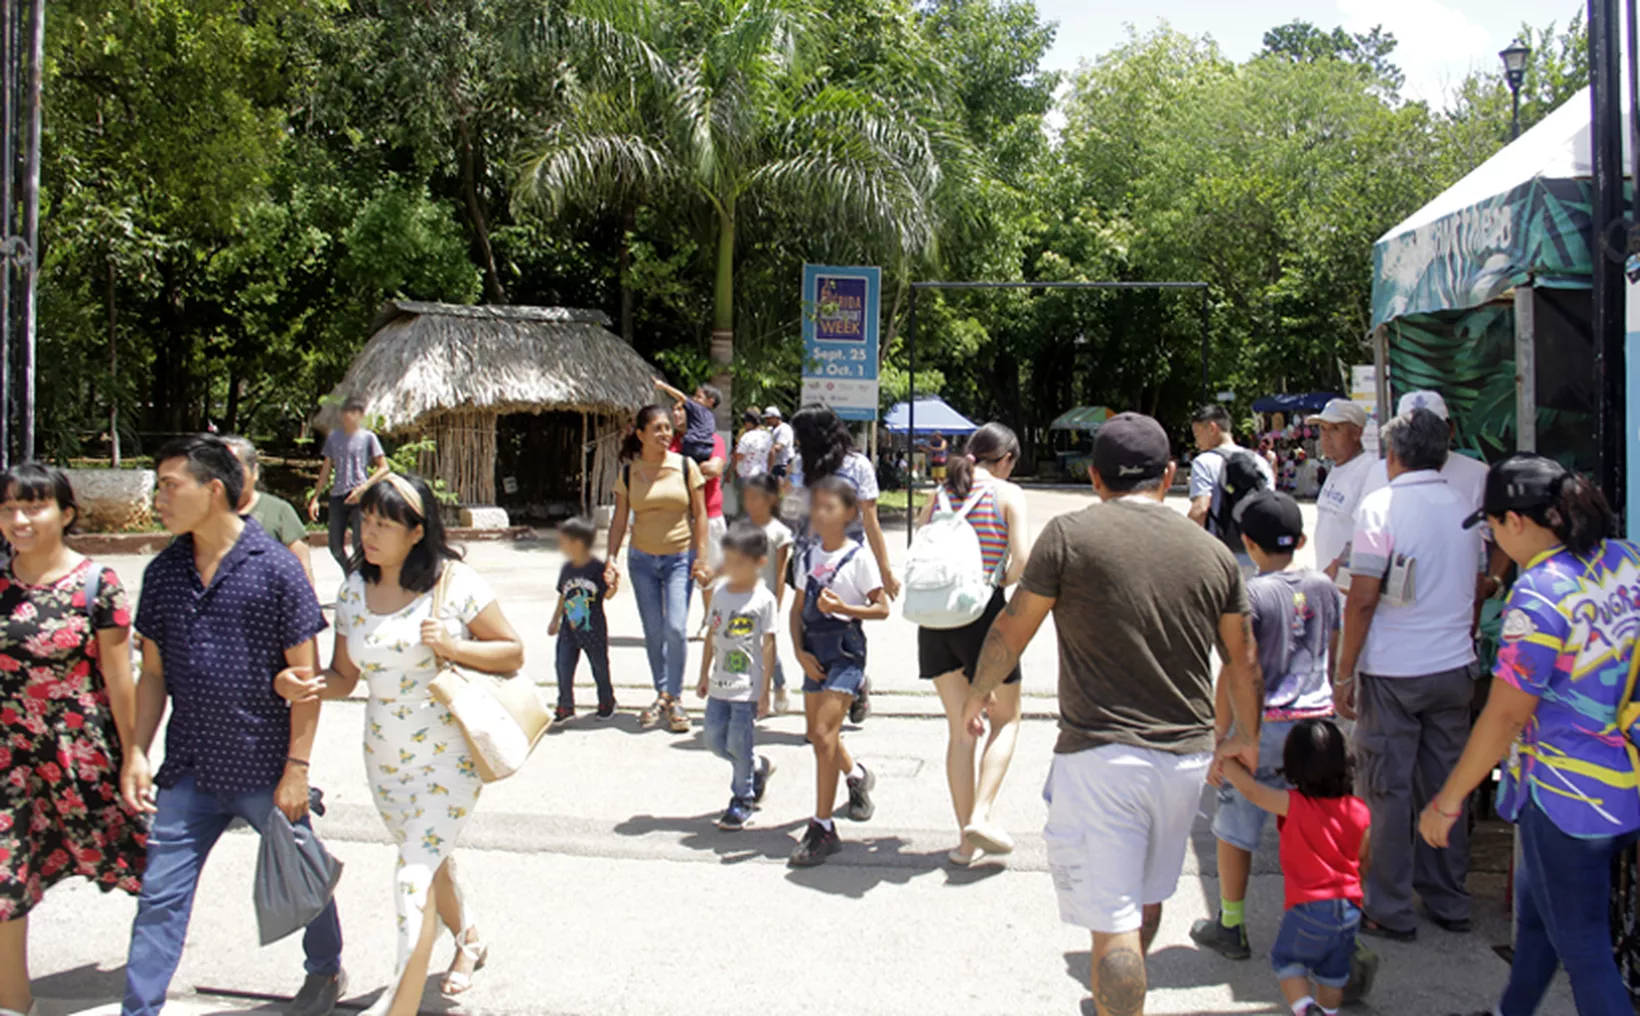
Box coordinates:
[253,796,344,946]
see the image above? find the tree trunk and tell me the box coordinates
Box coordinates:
[107,259,119,467]
[456,116,507,305]
[709,205,735,428]
[618,201,635,344]
[224,367,242,433]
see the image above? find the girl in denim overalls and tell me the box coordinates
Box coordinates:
[787,477,889,867]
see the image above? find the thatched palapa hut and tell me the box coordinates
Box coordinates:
[318,301,656,519]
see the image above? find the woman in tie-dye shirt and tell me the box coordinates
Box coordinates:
[1419,453,1639,1016]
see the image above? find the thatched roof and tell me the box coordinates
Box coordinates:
[317,301,657,433]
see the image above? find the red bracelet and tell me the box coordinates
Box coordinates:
[1432,802,1462,819]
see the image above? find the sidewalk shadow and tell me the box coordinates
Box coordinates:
[1063,946,1292,1014]
[612,811,808,864]
[665,728,812,750]
[31,963,125,1005]
[783,836,944,899]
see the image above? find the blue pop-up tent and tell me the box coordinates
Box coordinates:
[883,396,978,435]
[1251,392,1341,415]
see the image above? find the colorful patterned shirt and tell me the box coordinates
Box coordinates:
[1494,539,1640,838]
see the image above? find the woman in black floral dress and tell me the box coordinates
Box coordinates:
[0,464,145,1016]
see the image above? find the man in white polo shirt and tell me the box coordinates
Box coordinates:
[1306,398,1371,581]
[1360,390,1488,515]
[1335,408,1483,943]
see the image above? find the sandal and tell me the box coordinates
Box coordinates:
[442,925,489,996]
[668,698,691,733]
[638,694,669,729]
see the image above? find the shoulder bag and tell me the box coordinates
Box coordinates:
[426,563,551,783]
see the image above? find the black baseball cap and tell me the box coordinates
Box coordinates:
[1092,412,1171,484]
[1237,489,1305,552]
[1462,453,1568,529]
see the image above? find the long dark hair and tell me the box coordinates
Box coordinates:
[792,404,853,483]
[1281,718,1354,799]
[352,473,462,593]
[620,404,670,462]
[945,422,1020,501]
[1535,471,1615,559]
[0,462,79,531]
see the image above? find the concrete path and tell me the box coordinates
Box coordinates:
[30,490,1574,1014]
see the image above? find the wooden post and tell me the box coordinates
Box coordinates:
[580,411,589,515]
[1514,285,1536,453]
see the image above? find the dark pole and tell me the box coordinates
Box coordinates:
[1199,287,1210,406]
[0,0,14,469]
[906,286,917,547]
[16,0,40,462]
[1510,90,1522,140]
[1590,0,1626,512]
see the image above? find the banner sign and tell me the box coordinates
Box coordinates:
[800,264,880,421]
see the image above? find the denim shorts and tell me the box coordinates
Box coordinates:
[1211,719,1296,852]
[1270,899,1360,987]
[801,625,866,695]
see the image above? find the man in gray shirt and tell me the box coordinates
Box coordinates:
[306,395,388,572]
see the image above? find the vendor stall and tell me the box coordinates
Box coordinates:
[1048,406,1113,479]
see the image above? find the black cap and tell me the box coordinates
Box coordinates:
[1463,453,1568,529]
[1237,490,1305,552]
[1093,412,1171,484]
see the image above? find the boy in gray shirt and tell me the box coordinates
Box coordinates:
[696,522,779,830]
[307,394,389,572]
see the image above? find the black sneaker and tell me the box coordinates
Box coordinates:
[1303,1006,1326,1016]
[1342,941,1380,1004]
[752,755,776,804]
[285,969,346,1016]
[1188,915,1251,960]
[844,764,875,821]
[715,798,753,830]
[554,705,575,723]
[596,700,617,720]
[788,819,841,867]
[849,679,871,724]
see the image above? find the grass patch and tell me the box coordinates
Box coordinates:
[876,488,928,513]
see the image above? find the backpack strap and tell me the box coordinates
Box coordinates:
[808,543,862,590]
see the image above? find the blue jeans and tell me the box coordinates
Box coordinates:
[327,496,362,572]
[703,698,757,801]
[555,633,612,709]
[1270,898,1360,988]
[123,772,343,1016]
[629,548,691,698]
[1212,719,1297,852]
[1498,799,1639,1016]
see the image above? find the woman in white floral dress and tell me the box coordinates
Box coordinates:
[278,473,523,1016]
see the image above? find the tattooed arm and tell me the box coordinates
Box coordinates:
[961,589,1054,734]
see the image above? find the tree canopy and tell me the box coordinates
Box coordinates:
[33,1,1585,461]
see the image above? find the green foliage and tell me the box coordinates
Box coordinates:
[33,0,1590,472]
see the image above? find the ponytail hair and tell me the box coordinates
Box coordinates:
[621,404,670,462]
[1540,473,1615,558]
[944,422,1021,501]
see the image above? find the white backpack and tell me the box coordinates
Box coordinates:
[902,486,1001,630]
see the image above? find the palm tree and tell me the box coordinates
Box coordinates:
[516,0,939,420]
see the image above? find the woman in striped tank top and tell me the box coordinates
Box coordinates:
[914,423,1032,865]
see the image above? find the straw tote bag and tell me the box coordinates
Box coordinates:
[426,563,551,782]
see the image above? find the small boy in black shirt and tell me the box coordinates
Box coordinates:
[549,516,616,721]
[654,377,720,464]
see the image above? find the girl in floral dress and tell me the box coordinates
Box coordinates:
[0,464,145,1016]
[277,473,523,1016]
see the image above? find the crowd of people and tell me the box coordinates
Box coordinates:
[1,382,1637,1016]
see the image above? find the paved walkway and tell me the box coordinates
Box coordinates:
[32,490,1574,1014]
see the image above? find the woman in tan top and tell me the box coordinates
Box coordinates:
[606,404,710,732]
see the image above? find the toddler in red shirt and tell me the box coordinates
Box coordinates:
[1221,718,1371,1016]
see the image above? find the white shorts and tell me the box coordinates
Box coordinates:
[706,515,727,571]
[1043,742,1212,934]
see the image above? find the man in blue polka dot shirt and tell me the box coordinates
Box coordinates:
[119,435,345,1016]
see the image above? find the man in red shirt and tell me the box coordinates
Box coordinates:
[671,403,727,631]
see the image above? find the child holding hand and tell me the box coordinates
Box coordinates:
[1219,719,1371,1016]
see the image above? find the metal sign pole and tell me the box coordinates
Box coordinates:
[905,287,917,547]
[17,0,41,462]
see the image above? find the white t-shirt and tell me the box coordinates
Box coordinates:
[1360,450,1490,539]
[1349,470,1483,677]
[1314,453,1372,572]
[769,422,795,467]
[757,517,793,594]
[704,579,778,702]
[735,429,772,480]
[801,539,883,607]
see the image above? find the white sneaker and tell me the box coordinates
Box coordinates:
[963,819,1015,856]
[773,688,790,715]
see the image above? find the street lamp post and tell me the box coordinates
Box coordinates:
[1500,40,1531,140]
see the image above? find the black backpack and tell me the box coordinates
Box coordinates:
[1209,448,1269,554]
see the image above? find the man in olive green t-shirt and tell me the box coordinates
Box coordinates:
[962,412,1262,1016]
[224,435,315,587]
